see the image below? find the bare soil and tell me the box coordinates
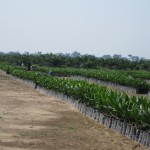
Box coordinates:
[0,72,148,150]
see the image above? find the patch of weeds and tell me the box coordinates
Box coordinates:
[68,126,77,132]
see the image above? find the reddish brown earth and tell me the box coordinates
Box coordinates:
[0,72,148,150]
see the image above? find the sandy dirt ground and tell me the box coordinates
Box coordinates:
[0,72,148,150]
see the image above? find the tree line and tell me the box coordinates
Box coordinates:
[0,52,150,70]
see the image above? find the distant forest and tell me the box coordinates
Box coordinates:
[0,51,150,70]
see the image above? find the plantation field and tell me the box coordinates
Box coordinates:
[59,76,150,99]
[34,66,150,94]
[0,72,148,150]
[1,63,150,95]
[1,64,150,132]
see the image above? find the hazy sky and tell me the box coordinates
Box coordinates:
[0,0,150,58]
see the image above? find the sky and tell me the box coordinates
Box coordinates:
[0,0,150,58]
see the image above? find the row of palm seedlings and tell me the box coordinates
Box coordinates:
[35,66,150,94]
[1,65,150,131]
[1,63,150,94]
[2,62,150,80]
[0,63,26,74]
[121,70,150,80]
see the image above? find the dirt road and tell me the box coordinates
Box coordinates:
[0,72,148,150]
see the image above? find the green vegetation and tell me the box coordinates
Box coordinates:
[0,64,150,131]
[120,70,150,80]
[35,66,150,93]
[0,52,150,70]
[1,63,150,93]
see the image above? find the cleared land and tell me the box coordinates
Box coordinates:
[0,72,148,150]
